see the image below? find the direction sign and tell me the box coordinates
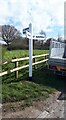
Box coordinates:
[33,37,45,40]
[33,35,45,40]
[26,31,31,39]
[23,27,29,34]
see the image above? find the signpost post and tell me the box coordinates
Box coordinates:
[29,23,33,80]
[23,23,45,79]
[23,23,33,80]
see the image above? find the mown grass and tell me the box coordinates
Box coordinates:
[2,49,64,105]
[2,63,64,104]
[2,49,48,61]
[2,64,55,103]
[2,49,48,72]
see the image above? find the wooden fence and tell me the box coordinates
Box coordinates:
[0,53,49,79]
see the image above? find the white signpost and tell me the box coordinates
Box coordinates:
[23,23,33,79]
[29,23,33,79]
[23,23,45,79]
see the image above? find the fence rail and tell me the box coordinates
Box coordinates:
[0,53,49,78]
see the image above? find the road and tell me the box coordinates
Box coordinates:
[2,91,65,119]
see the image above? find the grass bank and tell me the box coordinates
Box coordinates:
[2,63,64,104]
[2,49,64,105]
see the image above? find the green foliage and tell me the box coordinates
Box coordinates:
[2,46,7,61]
[2,64,56,103]
[2,80,49,103]
[8,38,28,50]
[2,63,64,104]
[2,49,48,61]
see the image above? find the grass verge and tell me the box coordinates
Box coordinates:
[2,49,64,106]
[2,63,64,105]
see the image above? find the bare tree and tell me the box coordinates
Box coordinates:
[2,25,21,46]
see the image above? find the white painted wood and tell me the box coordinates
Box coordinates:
[33,59,48,65]
[29,23,33,77]
[3,54,49,64]
[0,54,48,77]
[26,31,31,39]
[33,37,45,41]
[33,54,49,58]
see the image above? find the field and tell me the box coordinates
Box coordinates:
[2,49,48,61]
[1,49,64,106]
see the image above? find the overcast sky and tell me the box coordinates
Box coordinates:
[0,0,65,38]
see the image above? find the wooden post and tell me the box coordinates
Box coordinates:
[33,57,36,69]
[45,55,46,59]
[15,61,18,79]
[45,55,47,64]
[33,40,36,69]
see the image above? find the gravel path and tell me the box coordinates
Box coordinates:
[2,91,65,119]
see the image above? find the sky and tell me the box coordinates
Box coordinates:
[0,0,65,39]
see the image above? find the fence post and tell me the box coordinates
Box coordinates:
[45,55,47,64]
[15,61,18,79]
[33,40,36,69]
[33,57,36,69]
[45,55,46,59]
